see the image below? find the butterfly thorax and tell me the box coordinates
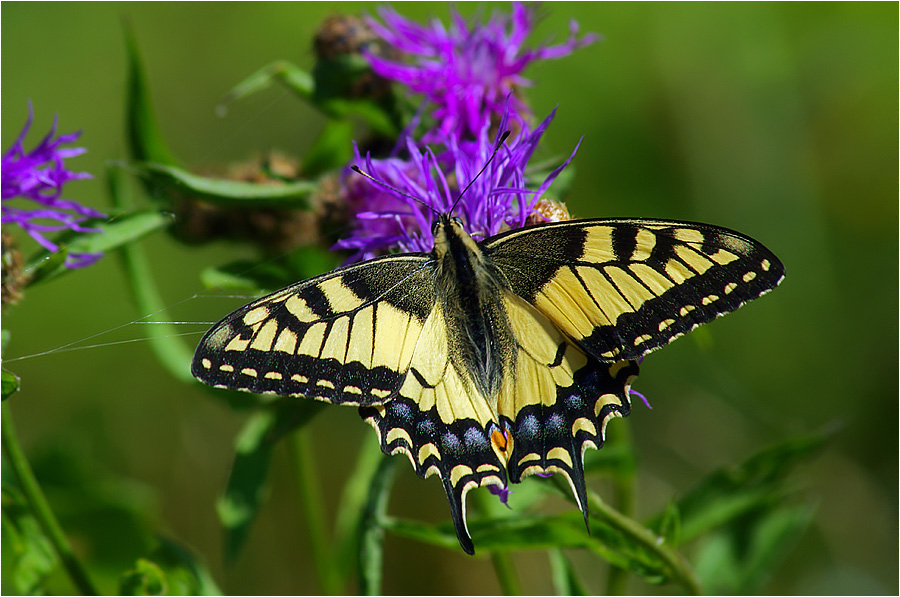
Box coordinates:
[431,215,516,406]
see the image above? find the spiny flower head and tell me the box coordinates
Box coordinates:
[335,109,580,261]
[2,104,103,268]
[365,2,598,141]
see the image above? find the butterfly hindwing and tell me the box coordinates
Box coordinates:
[360,303,509,555]
[497,292,639,522]
[486,218,785,362]
[192,254,434,405]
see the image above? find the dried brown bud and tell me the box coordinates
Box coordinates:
[525,199,572,227]
[2,232,30,310]
[313,14,398,101]
[314,15,383,60]
[171,153,348,255]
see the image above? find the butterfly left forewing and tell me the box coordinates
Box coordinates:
[192,254,434,405]
[486,218,784,362]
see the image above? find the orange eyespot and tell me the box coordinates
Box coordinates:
[490,424,513,456]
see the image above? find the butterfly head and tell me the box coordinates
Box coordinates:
[431,213,480,262]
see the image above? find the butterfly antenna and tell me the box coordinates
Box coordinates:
[350,165,440,218]
[449,130,511,215]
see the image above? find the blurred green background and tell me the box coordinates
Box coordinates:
[2,2,896,594]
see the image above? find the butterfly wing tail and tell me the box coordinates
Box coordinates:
[506,358,639,525]
[360,395,508,555]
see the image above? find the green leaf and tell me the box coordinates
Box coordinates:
[199,262,280,294]
[123,22,177,165]
[653,428,832,543]
[216,411,277,560]
[199,245,337,295]
[26,210,173,286]
[119,537,222,596]
[119,558,166,596]
[1,370,20,402]
[315,98,400,138]
[135,162,317,207]
[22,246,68,286]
[548,549,590,596]
[219,61,314,113]
[312,54,372,100]
[693,503,816,594]
[1,485,59,595]
[301,119,355,178]
[221,58,401,137]
[383,510,671,582]
[738,503,816,591]
[217,400,324,561]
[657,500,682,548]
[69,211,172,255]
[152,536,222,596]
[311,53,402,137]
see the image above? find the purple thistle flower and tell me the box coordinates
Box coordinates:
[630,388,652,410]
[2,103,103,268]
[365,2,598,141]
[335,108,580,262]
[487,471,553,507]
[487,482,513,507]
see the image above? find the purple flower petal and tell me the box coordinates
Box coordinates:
[338,109,578,262]
[365,2,597,141]
[2,103,103,269]
[630,388,652,410]
[487,483,513,507]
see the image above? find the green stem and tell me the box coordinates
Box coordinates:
[358,456,397,596]
[1,403,100,595]
[107,165,194,384]
[489,552,522,596]
[289,428,342,595]
[333,435,387,571]
[470,490,522,595]
[586,488,702,596]
[605,423,636,595]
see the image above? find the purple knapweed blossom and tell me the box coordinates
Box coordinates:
[365,2,598,142]
[630,388,652,410]
[335,109,580,262]
[487,471,553,507]
[2,104,103,268]
[487,482,513,506]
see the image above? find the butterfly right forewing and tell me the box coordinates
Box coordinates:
[485,218,785,362]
